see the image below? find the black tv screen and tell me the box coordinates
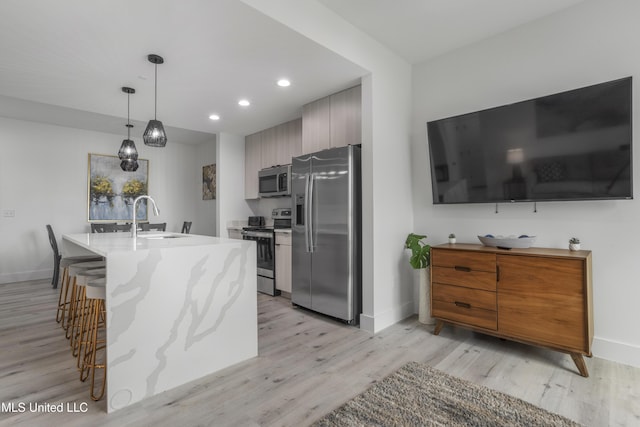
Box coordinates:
[427,77,632,204]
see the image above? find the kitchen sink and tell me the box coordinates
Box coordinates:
[139,233,188,240]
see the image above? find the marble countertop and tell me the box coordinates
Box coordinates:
[63,232,239,257]
[274,229,292,234]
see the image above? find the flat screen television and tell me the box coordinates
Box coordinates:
[427,77,632,204]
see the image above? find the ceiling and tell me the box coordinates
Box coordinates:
[318,0,584,65]
[0,0,584,145]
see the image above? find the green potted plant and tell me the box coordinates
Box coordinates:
[448,233,456,244]
[569,237,581,251]
[405,233,433,325]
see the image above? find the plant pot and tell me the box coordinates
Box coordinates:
[448,238,456,244]
[569,243,581,251]
[417,267,435,325]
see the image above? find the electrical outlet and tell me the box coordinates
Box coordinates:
[2,209,15,217]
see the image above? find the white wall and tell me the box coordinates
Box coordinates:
[411,0,640,367]
[0,117,214,283]
[242,0,415,333]
[194,139,217,236]
[216,132,253,237]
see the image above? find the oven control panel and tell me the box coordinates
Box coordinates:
[272,208,291,219]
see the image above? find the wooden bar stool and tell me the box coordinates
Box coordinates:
[58,260,105,331]
[81,278,107,401]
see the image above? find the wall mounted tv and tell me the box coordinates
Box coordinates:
[427,77,632,204]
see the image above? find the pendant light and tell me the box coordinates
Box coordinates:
[143,54,167,147]
[118,87,139,172]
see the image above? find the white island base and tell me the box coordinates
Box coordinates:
[62,232,257,413]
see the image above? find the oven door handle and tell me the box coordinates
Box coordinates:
[242,231,273,239]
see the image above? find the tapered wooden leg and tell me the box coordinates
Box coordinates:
[433,319,444,335]
[570,353,589,377]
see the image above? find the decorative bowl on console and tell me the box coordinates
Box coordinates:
[477,234,536,250]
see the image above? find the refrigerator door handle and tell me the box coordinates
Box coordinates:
[308,172,315,253]
[304,173,311,253]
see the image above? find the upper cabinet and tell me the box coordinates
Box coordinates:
[302,85,361,154]
[280,118,302,164]
[302,95,331,153]
[260,126,278,170]
[330,85,362,148]
[244,132,262,199]
[245,118,302,199]
[243,85,360,200]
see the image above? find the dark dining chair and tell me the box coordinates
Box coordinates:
[91,223,131,233]
[181,221,192,234]
[46,224,102,289]
[46,225,63,288]
[140,223,167,232]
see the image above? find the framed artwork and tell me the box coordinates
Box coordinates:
[88,153,149,222]
[203,163,216,200]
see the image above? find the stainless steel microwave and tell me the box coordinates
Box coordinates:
[258,164,291,197]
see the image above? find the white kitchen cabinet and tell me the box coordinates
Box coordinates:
[275,232,292,295]
[302,85,361,155]
[244,132,261,199]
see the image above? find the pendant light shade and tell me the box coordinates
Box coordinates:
[120,159,139,172]
[118,87,139,171]
[143,54,167,147]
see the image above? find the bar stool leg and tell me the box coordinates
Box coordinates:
[65,276,79,339]
[56,266,71,324]
[81,280,107,401]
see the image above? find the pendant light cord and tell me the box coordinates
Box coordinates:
[154,63,158,120]
[127,91,131,139]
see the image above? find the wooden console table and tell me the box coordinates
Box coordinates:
[431,243,593,376]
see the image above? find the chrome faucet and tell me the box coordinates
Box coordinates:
[132,195,160,238]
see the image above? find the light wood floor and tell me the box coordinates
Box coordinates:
[0,279,638,427]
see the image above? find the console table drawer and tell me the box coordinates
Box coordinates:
[432,283,497,311]
[432,266,496,291]
[432,299,497,331]
[432,250,496,272]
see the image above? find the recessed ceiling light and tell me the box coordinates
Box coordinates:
[209,114,220,121]
[238,99,250,107]
[277,79,291,87]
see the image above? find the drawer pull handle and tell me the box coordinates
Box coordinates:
[454,301,471,309]
[454,266,471,272]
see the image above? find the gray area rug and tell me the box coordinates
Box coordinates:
[312,361,581,427]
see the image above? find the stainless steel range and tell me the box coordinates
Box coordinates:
[242,208,291,296]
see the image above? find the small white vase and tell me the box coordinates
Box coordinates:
[417,267,435,325]
[569,243,581,251]
[449,238,456,244]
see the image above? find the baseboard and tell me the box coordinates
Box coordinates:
[592,336,640,369]
[359,300,415,334]
[0,269,51,285]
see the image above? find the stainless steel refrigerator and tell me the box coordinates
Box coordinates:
[291,145,361,324]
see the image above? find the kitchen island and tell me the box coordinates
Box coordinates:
[62,232,257,413]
